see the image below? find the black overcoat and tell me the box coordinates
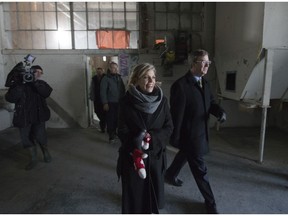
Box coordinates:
[5,80,52,127]
[170,71,224,156]
[117,91,173,213]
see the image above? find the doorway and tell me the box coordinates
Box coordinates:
[86,55,119,128]
[86,52,139,128]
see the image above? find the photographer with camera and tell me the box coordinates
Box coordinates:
[5,64,53,170]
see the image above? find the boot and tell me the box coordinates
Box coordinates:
[25,146,37,170]
[39,144,52,163]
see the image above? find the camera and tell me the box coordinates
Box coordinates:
[5,54,36,87]
[22,54,36,83]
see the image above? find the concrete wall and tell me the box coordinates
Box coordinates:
[215,2,264,100]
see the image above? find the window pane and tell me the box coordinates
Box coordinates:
[87,2,99,11]
[100,12,112,28]
[18,12,31,30]
[180,3,191,12]
[167,2,179,12]
[192,3,203,13]
[126,12,138,30]
[113,2,124,12]
[18,3,31,12]
[167,13,179,29]
[75,31,87,49]
[44,2,56,12]
[17,31,32,49]
[4,12,18,30]
[114,12,125,28]
[155,3,166,12]
[57,2,70,11]
[58,11,71,30]
[155,13,166,30]
[32,31,45,49]
[100,2,112,11]
[31,2,43,12]
[88,12,100,29]
[3,2,17,11]
[88,31,98,49]
[74,12,87,30]
[45,31,59,49]
[129,31,139,49]
[31,12,44,30]
[180,13,191,29]
[192,14,202,31]
[4,32,13,49]
[44,12,57,29]
[58,31,72,49]
[73,2,86,11]
[126,2,137,11]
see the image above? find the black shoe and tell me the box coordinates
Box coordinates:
[205,202,218,214]
[165,174,183,187]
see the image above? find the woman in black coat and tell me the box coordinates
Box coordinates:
[117,63,173,213]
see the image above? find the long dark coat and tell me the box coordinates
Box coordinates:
[5,80,52,128]
[170,71,224,156]
[117,91,173,214]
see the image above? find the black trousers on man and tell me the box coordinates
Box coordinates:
[94,101,106,132]
[166,149,216,205]
[19,122,47,148]
[106,102,119,140]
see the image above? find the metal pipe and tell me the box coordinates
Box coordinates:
[259,106,267,163]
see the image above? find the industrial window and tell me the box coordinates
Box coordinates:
[154,2,203,31]
[3,2,139,50]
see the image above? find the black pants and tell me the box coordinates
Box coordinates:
[94,101,106,131]
[166,149,216,205]
[105,102,119,139]
[19,122,47,148]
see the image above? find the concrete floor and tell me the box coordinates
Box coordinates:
[0,126,287,214]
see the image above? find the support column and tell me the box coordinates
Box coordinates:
[259,48,274,163]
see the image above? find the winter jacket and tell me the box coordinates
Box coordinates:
[100,73,125,104]
[5,80,52,127]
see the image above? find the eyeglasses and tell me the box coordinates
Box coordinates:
[195,60,212,66]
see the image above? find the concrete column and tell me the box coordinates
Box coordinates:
[259,48,274,163]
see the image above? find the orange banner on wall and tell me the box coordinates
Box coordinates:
[96,30,130,49]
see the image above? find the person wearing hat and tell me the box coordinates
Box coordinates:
[5,64,53,170]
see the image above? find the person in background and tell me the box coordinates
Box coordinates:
[117,63,173,213]
[165,49,226,213]
[100,61,125,143]
[90,67,106,132]
[5,65,53,170]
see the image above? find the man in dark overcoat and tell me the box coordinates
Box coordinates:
[90,67,106,132]
[165,49,226,213]
[5,65,53,170]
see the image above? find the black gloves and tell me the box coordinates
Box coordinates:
[218,112,226,123]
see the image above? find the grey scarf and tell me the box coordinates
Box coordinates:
[128,85,163,114]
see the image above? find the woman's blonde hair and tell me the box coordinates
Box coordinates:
[128,63,156,87]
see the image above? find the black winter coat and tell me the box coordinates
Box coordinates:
[117,91,173,213]
[170,71,224,156]
[5,80,52,128]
